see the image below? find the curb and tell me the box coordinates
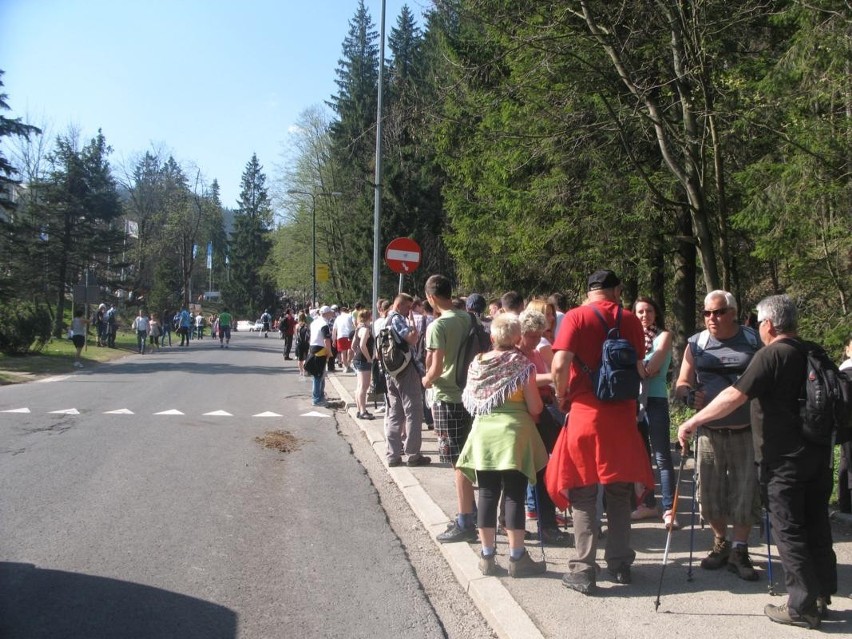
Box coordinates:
[326,373,545,639]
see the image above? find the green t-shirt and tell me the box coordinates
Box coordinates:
[426,308,471,404]
[219,311,232,327]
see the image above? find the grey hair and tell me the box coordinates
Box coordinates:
[519,309,547,335]
[704,290,737,313]
[756,294,797,333]
[490,312,521,348]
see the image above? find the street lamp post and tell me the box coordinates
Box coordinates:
[287,189,341,307]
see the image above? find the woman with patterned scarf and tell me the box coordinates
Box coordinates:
[456,313,549,578]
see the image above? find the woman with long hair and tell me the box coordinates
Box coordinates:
[631,296,677,528]
[352,309,375,420]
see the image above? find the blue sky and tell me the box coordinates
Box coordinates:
[0,0,423,207]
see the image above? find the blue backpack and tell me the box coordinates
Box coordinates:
[577,306,641,402]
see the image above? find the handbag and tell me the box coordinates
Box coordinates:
[368,358,387,401]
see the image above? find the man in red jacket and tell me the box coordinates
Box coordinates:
[547,269,652,595]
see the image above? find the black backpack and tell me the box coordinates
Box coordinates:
[455,312,491,389]
[295,325,310,350]
[577,306,641,402]
[789,340,852,446]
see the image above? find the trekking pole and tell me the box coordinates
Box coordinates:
[654,449,687,612]
[533,482,547,563]
[687,436,698,581]
[764,509,776,596]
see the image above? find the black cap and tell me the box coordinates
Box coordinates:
[466,293,486,314]
[587,269,621,291]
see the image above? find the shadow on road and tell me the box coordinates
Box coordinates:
[0,562,237,639]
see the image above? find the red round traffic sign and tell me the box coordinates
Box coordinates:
[385,237,421,274]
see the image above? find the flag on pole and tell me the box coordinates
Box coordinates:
[126,220,139,238]
[206,242,212,270]
[192,244,198,258]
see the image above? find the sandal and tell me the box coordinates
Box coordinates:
[663,510,681,530]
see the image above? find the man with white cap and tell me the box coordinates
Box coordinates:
[309,306,335,406]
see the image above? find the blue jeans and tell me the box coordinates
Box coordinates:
[645,397,675,510]
[136,330,147,353]
[311,369,326,404]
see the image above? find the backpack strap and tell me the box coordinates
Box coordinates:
[576,304,620,378]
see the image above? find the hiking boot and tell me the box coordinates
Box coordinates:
[700,537,731,570]
[764,603,820,629]
[478,552,496,576]
[607,563,632,584]
[727,545,759,581]
[539,526,574,547]
[508,550,546,578]
[561,570,596,595]
[436,520,477,544]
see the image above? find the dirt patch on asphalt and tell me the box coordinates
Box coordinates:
[256,430,302,453]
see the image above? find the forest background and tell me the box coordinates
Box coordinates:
[0,0,849,364]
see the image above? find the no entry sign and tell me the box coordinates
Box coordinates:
[385,237,421,274]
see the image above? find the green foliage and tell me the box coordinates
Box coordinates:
[0,301,52,354]
[224,154,274,315]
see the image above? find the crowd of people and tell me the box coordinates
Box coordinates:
[295,269,849,630]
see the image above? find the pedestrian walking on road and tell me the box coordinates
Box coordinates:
[148,313,161,353]
[70,308,88,368]
[218,308,232,348]
[132,308,150,354]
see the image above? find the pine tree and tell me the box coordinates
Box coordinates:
[224,154,274,316]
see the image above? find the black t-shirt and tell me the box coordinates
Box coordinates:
[734,338,806,463]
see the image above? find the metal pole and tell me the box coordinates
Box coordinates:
[371,0,387,318]
[311,193,317,307]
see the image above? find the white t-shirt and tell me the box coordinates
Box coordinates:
[333,312,354,339]
[132,315,149,332]
[310,316,332,348]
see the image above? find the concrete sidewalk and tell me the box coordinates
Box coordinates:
[326,370,852,638]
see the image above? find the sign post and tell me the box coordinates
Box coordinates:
[385,238,421,293]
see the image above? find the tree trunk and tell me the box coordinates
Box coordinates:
[671,203,696,375]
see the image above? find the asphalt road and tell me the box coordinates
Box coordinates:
[0,333,478,638]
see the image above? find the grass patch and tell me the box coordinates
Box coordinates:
[0,329,139,384]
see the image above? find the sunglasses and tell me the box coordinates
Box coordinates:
[702,308,730,318]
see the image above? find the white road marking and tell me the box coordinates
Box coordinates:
[253,411,282,417]
[48,408,79,415]
[36,375,72,383]
[203,410,233,416]
[104,409,134,415]
[154,409,185,415]
[301,411,330,417]
[1,408,31,413]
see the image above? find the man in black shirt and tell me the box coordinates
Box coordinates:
[678,294,835,629]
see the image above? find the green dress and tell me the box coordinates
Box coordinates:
[456,389,548,485]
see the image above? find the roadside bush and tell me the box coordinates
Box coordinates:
[0,302,53,354]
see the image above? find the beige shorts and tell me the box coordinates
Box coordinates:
[696,427,761,526]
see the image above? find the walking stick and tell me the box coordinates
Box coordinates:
[687,436,699,581]
[654,449,687,612]
[764,509,776,595]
